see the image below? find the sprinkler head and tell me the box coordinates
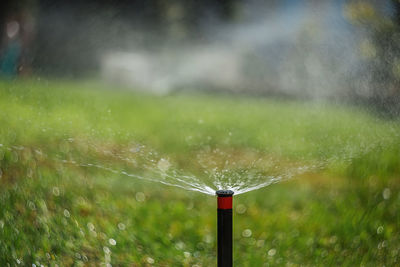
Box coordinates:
[216,190,234,267]
[216,190,234,210]
[216,190,234,197]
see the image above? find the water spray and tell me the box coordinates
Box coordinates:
[216,190,234,267]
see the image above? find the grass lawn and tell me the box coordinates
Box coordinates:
[0,79,400,266]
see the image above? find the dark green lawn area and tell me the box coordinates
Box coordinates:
[0,79,399,266]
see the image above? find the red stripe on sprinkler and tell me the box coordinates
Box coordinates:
[218,196,232,209]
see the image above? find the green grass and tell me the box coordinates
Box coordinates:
[0,79,399,266]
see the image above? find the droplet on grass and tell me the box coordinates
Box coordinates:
[87,222,95,231]
[63,209,70,218]
[236,204,247,214]
[378,240,388,249]
[118,222,126,230]
[203,235,213,244]
[103,246,110,254]
[377,226,384,234]
[146,257,155,264]
[52,187,60,196]
[157,158,171,172]
[109,238,117,246]
[383,188,391,200]
[129,145,141,153]
[242,229,252,237]
[175,241,185,250]
[268,248,277,257]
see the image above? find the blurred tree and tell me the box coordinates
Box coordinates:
[344,0,400,115]
[1,0,244,77]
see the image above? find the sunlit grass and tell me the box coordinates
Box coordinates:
[0,79,399,265]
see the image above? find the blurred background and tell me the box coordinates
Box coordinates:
[1,0,400,266]
[1,0,400,113]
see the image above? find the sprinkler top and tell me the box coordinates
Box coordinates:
[216,190,234,197]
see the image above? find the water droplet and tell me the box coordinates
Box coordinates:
[0,220,4,229]
[109,238,116,246]
[52,187,60,196]
[146,257,155,264]
[242,229,252,237]
[377,240,387,249]
[129,145,141,153]
[383,188,391,200]
[183,251,191,258]
[236,204,247,214]
[135,192,145,202]
[87,222,95,231]
[377,226,384,234]
[63,209,70,218]
[118,222,126,230]
[268,248,277,256]
[175,241,185,250]
[203,235,213,244]
[157,158,171,172]
[103,246,110,254]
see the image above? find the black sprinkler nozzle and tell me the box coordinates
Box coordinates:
[216,190,234,197]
